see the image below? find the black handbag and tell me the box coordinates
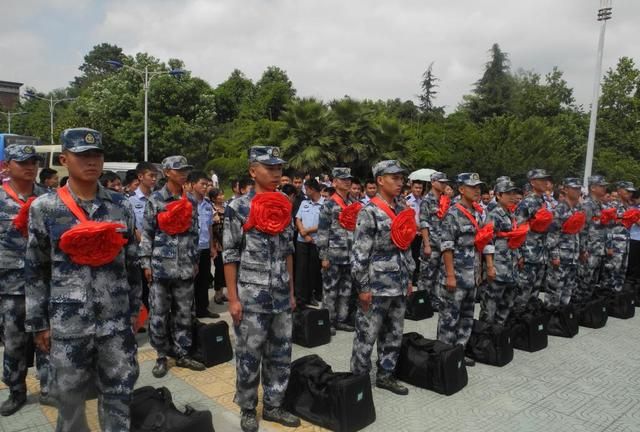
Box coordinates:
[606,290,636,319]
[575,297,608,329]
[191,320,233,367]
[546,304,579,338]
[284,354,376,432]
[465,320,514,367]
[131,386,215,432]
[395,332,468,396]
[404,290,434,321]
[292,307,332,348]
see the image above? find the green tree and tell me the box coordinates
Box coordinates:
[70,43,125,91]
[419,62,445,118]
[213,69,255,123]
[250,66,296,121]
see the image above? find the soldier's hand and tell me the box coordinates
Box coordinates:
[607,248,614,257]
[321,260,331,270]
[229,300,243,325]
[551,258,560,267]
[446,274,457,292]
[34,330,51,353]
[290,295,297,311]
[210,248,218,260]
[487,266,496,282]
[423,244,432,257]
[304,235,314,243]
[579,252,588,263]
[407,282,413,296]
[517,258,524,270]
[359,292,372,312]
[144,269,153,283]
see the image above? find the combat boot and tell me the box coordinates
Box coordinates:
[241,409,259,432]
[38,392,57,408]
[336,322,355,332]
[0,390,27,416]
[152,357,169,378]
[176,356,206,371]
[376,376,409,395]
[263,405,301,427]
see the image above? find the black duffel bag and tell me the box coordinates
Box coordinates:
[283,354,376,432]
[395,332,467,396]
[575,297,608,329]
[131,386,215,432]
[293,307,332,348]
[606,290,636,319]
[465,320,514,367]
[404,290,434,321]
[546,304,579,338]
[505,309,548,353]
[191,320,233,367]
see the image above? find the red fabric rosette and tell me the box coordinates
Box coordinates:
[437,195,451,219]
[338,202,363,231]
[530,207,553,233]
[243,192,292,235]
[12,196,36,237]
[474,223,494,252]
[59,220,128,267]
[390,208,417,251]
[473,202,485,215]
[562,211,586,234]
[621,208,640,230]
[497,222,530,249]
[157,196,193,235]
[599,207,618,226]
[506,204,517,214]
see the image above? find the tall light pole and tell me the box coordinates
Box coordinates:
[106,60,186,162]
[583,0,613,188]
[0,111,27,134]
[24,91,76,144]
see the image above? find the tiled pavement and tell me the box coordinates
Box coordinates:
[1,300,640,432]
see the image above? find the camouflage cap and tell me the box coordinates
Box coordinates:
[332,167,353,180]
[588,175,608,186]
[495,176,511,184]
[430,171,451,183]
[456,172,484,187]
[161,155,193,170]
[616,181,637,192]
[248,146,286,165]
[372,160,406,178]
[495,180,520,194]
[60,128,103,153]
[527,169,552,180]
[563,177,582,189]
[4,144,44,163]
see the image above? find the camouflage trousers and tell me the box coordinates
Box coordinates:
[149,278,194,358]
[350,295,406,379]
[322,264,352,326]
[479,281,515,326]
[0,295,50,394]
[50,329,139,432]
[437,281,476,347]
[546,262,578,306]
[602,241,629,293]
[515,262,546,307]
[418,250,441,308]
[576,254,604,302]
[234,311,292,410]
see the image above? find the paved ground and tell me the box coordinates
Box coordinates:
[1,298,640,432]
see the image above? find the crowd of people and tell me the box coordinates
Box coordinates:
[0,126,639,432]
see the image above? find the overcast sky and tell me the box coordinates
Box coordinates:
[2,0,638,111]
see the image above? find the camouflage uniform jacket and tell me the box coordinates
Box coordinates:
[0,183,48,295]
[24,184,141,338]
[317,193,355,265]
[139,185,199,280]
[223,190,295,314]
[419,191,445,250]
[486,205,517,284]
[606,200,629,251]
[546,201,583,264]
[580,196,608,257]
[515,193,548,265]
[350,196,416,296]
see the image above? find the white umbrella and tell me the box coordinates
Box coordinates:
[408,168,436,182]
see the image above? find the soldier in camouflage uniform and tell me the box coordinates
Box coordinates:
[514,169,554,306]
[479,180,519,325]
[418,171,451,309]
[317,167,357,334]
[439,173,495,366]
[0,145,52,416]
[350,160,415,395]
[576,175,610,302]
[25,128,141,432]
[223,146,300,432]
[140,155,205,378]
[545,178,584,306]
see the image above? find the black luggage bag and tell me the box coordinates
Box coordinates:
[606,290,636,319]
[191,320,233,367]
[283,354,376,432]
[131,386,215,432]
[292,307,332,348]
[506,311,548,353]
[395,332,467,395]
[465,320,514,366]
[546,304,579,338]
[575,297,608,329]
[404,290,434,321]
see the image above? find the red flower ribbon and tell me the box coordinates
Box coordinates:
[599,207,618,226]
[562,211,586,234]
[530,207,553,233]
[57,186,127,267]
[157,194,193,235]
[473,202,484,215]
[496,220,529,250]
[371,197,417,250]
[621,208,640,230]
[455,203,494,252]
[333,194,362,231]
[437,195,451,219]
[242,192,292,235]
[2,183,35,237]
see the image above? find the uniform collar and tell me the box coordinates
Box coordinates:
[66,182,114,203]
[134,187,148,200]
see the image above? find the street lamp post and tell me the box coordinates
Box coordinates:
[24,91,76,144]
[0,111,27,134]
[583,0,613,188]
[106,60,185,162]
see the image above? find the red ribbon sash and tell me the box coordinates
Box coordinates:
[157,194,193,235]
[455,203,494,252]
[242,192,292,235]
[562,211,586,234]
[436,195,451,220]
[371,196,416,250]
[333,193,362,231]
[2,182,35,237]
[622,208,640,230]
[599,207,618,226]
[530,207,553,233]
[496,215,529,250]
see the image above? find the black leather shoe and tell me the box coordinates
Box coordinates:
[464,357,476,367]
[152,357,169,378]
[176,356,206,371]
[336,322,355,332]
[196,310,220,319]
[376,377,409,395]
[0,391,26,416]
[263,405,301,427]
